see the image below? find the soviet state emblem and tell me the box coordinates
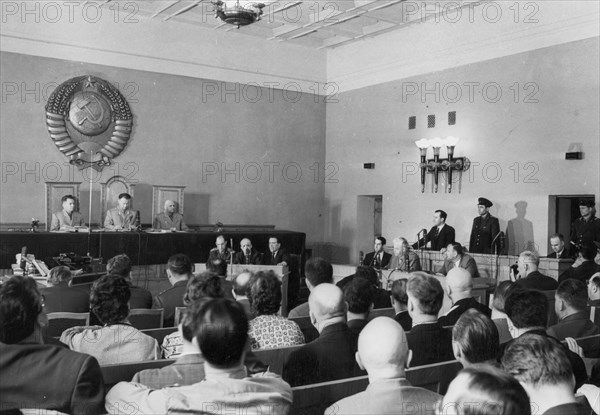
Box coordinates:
[45,76,133,171]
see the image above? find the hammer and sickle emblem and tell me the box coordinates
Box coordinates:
[77,95,105,128]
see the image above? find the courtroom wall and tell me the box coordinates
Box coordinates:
[324,38,600,263]
[0,52,327,245]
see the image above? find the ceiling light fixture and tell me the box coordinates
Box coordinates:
[212,0,266,28]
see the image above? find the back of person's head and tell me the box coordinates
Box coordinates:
[304,257,333,287]
[556,279,588,312]
[580,243,596,260]
[190,298,248,368]
[106,254,132,278]
[504,289,548,329]
[357,317,410,376]
[308,283,346,322]
[47,265,72,285]
[502,333,574,389]
[492,280,517,313]
[452,309,500,365]
[446,267,473,294]
[390,279,409,305]
[344,277,374,314]
[247,270,282,318]
[354,266,379,287]
[519,250,539,266]
[90,274,131,325]
[167,254,193,276]
[183,271,225,305]
[407,274,443,316]
[206,258,227,276]
[0,276,43,343]
[233,271,252,296]
[443,364,531,415]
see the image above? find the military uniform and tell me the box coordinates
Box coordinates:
[208,247,234,263]
[570,215,600,248]
[469,197,501,254]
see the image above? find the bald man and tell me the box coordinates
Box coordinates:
[232,271,252,318]
[327,317,440,414]
[282,284,362,386]
[153,200,189,231]
[233,238,262,265]
[438,268,491,327]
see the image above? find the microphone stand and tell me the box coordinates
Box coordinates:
[491,231,502,282]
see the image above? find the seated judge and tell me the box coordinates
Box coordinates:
[412,209,456,251]
[389,237,421,271]
[262,236,290,266]
[437,242,479,278]
[233,238,262,265]
[50,194,85,231]
[548,233,574,259]
[103,192,140,230]
[153,199,189,231]
[363,236,392,269]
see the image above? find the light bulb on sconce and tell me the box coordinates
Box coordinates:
[413,136,470,194]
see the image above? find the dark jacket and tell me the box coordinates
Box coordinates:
[412,224,456,251]
[40,284,90,314]
[394,311,412,332]
[406,321,454,367]
[262,249,290,266]
[547,311,600,341]
[559,261,600,284]
[153,279,188,327]
[514,271,558,291]
[438,297,491,327]
[363,251,392,269]
[469,214,501,254]
[233,250,263,265]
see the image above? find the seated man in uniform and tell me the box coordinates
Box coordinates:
[104,192,140,230]
[50,194,85,231]
[153,199,188,231]
[208,235,234,263]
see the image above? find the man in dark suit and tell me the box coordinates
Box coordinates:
[283,283,363,386]
[262,236,290,266]
[514,250,558,290]
[154,254,192,327]
[390,279,412,331]
[589,272,600,324]
[547,279,600,341]
[559,243,600,284]
[0,276,104,414]
[412,209,456,251]
[439,268,491,327]
[233,238,263,265]
[437,242,479,278]
[107,253,152,309]
[405,273,454,367]
[547,233,574,259]
[363,236,392,269]
[40,265,89,313]
[344,277,374,335]
[469,197,501,254]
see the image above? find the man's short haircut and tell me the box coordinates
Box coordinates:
[435,209,447,221]
[167,253,193,275]
[0,276,43,343]
[233,271,253,296]
[452,365,531,415]
[247,271,282,318]
[191,298,248,368]
[502,333,573,388]
[590,273,600,290]
[354,266,379,287]
[448,242,464,256]
[206,259,227,276]
[519,250,539,266]
[268,236,280,243]
[375,236,386,245]
[407,273,444,316]
[391,279,409,305]
[504,290,548,329]
[216,234,225,243]
[556,279,588,311]
[580,243,596,260]
[550,233,564,241]
[61,194,75,203]
[117,193,132,200]
[344,277,374,314]
[492,280,517,313]
[106,254,132,278]
[183,271,225,306]
[48,265,72,285]
[90,275,130,325]
[452,309,500,364]
[304,257,333,286]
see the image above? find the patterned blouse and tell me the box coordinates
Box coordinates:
[248,314,305,350]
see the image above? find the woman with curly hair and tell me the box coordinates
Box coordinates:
[60,274,159,365]
[247,271,304,350]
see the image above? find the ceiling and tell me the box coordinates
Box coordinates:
[101,0,484,49]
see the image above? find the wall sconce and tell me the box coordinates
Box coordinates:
[415,136,470,193]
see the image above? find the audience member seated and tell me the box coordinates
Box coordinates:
[40,266,89,313]
[247,270,304,350]
[388,237,421,272]
[439,268,491,326]
[233,238,263,265]
[349,266,392,309]
[405,272,454,367]
[232,270,253,318]
[441,365,531,415]
[288,257,333,318]
[559,243,600,284]
[502,334,591,414]
[344,277,374,335]
[452,309,500,367]
[107,254,152,309]
[437,242,479,278]
[0,276,105,414]
[490,280,516,320]
[589,272,600,323]
[206,258,234,299]
[154,253,192,327]
[106,299,293,414]
[513,250,558,290]
[547,279,600,340]
[61,275,159,365]
[283,284,362,386]
[547,233,574,259]
[390,279,412,331]
[502,289,587,389]
[162,271,225,359]
[133,301,206,389]
[327,317,440,415]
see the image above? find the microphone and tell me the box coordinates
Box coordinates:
[359,251,364,265]
[20,246,28,271]
[491,231,503,254]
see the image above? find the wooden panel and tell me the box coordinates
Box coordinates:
[100,175,136,226]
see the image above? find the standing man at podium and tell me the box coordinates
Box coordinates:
[263,236,290,266]
[153,200,188,231]
[50,195,85,231]
[104,193,140,231]
[412,210,455,251]
[469,197,500,254]
[208,235,234,263]
[363,236,391,269]
[233,238,262,265]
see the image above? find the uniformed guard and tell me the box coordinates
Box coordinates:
[570,199,600,250]
[469,197,501,254]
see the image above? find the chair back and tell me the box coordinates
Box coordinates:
[174,307,187,327]
[129,308,164,330]
[46,312,90,338]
